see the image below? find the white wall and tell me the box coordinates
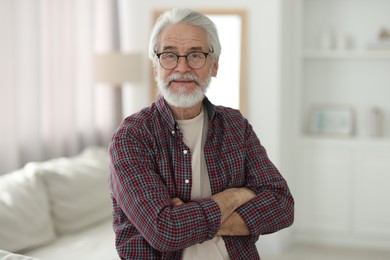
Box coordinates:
[118,0,289,255]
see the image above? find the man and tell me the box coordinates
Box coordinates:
[109,8,294,259]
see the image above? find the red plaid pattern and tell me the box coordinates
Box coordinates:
[109,96,294,259]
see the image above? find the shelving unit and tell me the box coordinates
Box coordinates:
[287,0,390,250]
[298,0,390,139]
[303,50,390,60]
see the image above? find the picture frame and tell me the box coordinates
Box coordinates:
[308,104,355,136]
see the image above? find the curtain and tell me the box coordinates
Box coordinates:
[0,0,120,175]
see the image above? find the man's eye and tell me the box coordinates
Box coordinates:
[163,53,177,59]
[189,52,202,59]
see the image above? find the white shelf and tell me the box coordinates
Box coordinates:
[299,135,390,146]
[303,49,390,60]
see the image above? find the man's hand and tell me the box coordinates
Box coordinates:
[212,188,255,236]
[211,187,256,223]
[171,197,184,206]
[216,212,250,236]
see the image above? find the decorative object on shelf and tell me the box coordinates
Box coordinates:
[369,107,383,137]
[319,27,334,50]
[319,27,354,50]
[308,104,355,137]
[379,27,390,40]
[335,34,347,50]
[366,26,390,50]
[335,33,354,50]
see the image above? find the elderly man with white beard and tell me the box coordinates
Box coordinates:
[108,8,294,260]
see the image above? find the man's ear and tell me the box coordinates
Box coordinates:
[211,59,219,77]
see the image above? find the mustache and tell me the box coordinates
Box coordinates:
[167,73,201,86]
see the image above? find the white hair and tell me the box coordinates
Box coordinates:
[148,8,221,65]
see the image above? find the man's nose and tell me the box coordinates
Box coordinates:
[175,57,191,73]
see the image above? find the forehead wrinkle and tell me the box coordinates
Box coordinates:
[158,24,208,53]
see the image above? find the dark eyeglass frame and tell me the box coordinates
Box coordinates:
[156,51,213,70]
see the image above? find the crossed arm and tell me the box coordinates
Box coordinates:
[171,187,256,236]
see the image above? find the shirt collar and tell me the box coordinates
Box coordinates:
[203,96,216,121]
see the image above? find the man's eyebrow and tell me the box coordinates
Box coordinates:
[188,47,204,51]
[162,46,177,51]
[161,46,205,52]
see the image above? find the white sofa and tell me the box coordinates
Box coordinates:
[0,146,119,260]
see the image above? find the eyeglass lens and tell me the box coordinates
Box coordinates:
[158,52,208,70]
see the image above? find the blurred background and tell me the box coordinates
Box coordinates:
[1,0,390,259]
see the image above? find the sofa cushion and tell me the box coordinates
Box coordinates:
[0,167,56,252]
[35,146,112,235]
[0,250,40,260]
[23,219,118,260]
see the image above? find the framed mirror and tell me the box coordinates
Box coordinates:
[150,9,247,115]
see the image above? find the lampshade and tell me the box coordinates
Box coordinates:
[94,52,142,85]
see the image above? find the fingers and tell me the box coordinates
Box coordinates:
[171,197,184,206]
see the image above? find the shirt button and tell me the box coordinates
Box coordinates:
[183,150,188,155]
[171,130,175,135]
[185,179,190,184]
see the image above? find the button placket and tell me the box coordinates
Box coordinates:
[173,125,191,198]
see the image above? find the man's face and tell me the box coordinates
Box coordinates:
[154,23,219,108]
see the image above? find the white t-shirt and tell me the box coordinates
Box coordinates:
[177,107,230,260]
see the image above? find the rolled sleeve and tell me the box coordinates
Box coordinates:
[235,188,294,240]
[197,198,221,239]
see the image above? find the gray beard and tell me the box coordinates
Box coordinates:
[156,72,211,108]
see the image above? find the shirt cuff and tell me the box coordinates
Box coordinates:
[235,203,261,242]
[197,198,221,240]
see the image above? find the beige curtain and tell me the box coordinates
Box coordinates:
[0,0,120,175]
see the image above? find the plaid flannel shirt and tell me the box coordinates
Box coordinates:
[109,96,294,259]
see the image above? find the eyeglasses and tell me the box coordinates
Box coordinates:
[156,51,212,70]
